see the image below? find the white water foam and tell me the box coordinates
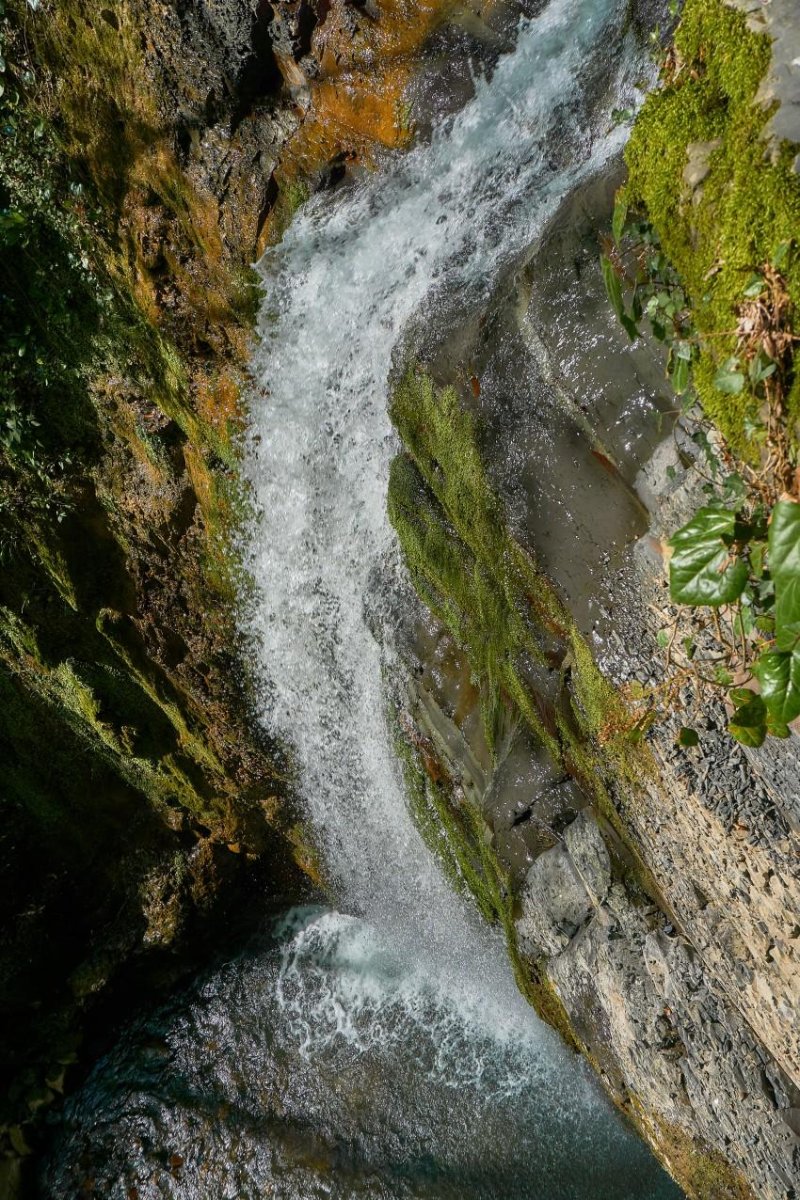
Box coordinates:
[273,907,561,1099]
[245,0,643,1056]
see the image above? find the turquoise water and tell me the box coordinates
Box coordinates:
[41,908,682,1199]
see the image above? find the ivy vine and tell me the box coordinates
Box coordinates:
[602,205,800,747]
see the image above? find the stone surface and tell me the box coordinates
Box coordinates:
[564,809,611,905]
[683,138,721,188]
[549,881,800,1199]
[516,811,611,955]
[726,0,800,148]
[562,421,800,1199]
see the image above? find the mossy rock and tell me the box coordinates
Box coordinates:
[623,0,800,456]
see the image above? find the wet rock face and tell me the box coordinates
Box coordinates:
[725,0,800,152]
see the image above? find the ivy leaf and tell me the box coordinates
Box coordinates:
[768,500,800,584]
[691,429,720,473]
[722,472,746,504]
[749,539,766,579]
[744,415,767,444]
[601,255,638,341]
[775,575,800,651]
[728,694,767,747]
[668,506,749,606]
[735,605,755,638]
[713,359,745,394]
[767,714,791,739]
[772,241,791,270]
[671,354,690,395]
[621,312,640,341]
[601,255,625,322]
[742,274,765,298]
[677,726,699,747]
[749,355,776,386]
[769,501,800,651]
[754,649,800,725]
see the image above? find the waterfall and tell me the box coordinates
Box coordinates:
[245,0,638,986]
[37,3,686,1193]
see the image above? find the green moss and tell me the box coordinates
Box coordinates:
[387,366,649,786]
[645,1113,756,1200]
[388,366,570,757]
[387,362,657,795]
[623,0,800,454]
[271,178,311,243]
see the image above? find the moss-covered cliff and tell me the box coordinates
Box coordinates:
[622,0,800,456]
[386,4,800,1198]
[0,0,303,1158]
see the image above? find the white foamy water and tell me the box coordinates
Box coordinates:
[274,908,556,1096]
[245,0,640,994]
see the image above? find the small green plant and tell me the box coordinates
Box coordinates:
[604,207,800,746]
[667,498,800,744]
[602,205,700,399]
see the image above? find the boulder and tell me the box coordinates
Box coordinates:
[515,812,610,957]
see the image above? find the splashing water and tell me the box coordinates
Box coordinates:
[39,907,680,1198]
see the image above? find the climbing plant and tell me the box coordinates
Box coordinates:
[602,210,800,747]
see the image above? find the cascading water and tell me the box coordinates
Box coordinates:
[245,0,638,961]
[238,0,676,1189]
[38,1,685,1195]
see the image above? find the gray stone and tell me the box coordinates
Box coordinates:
[563,811,611,906]
[726,0,800,148]
[683,139,721,189]
[515,844,591,956]
[516,813,609,956]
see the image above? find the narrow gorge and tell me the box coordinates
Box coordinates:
[0,0,798,1198]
